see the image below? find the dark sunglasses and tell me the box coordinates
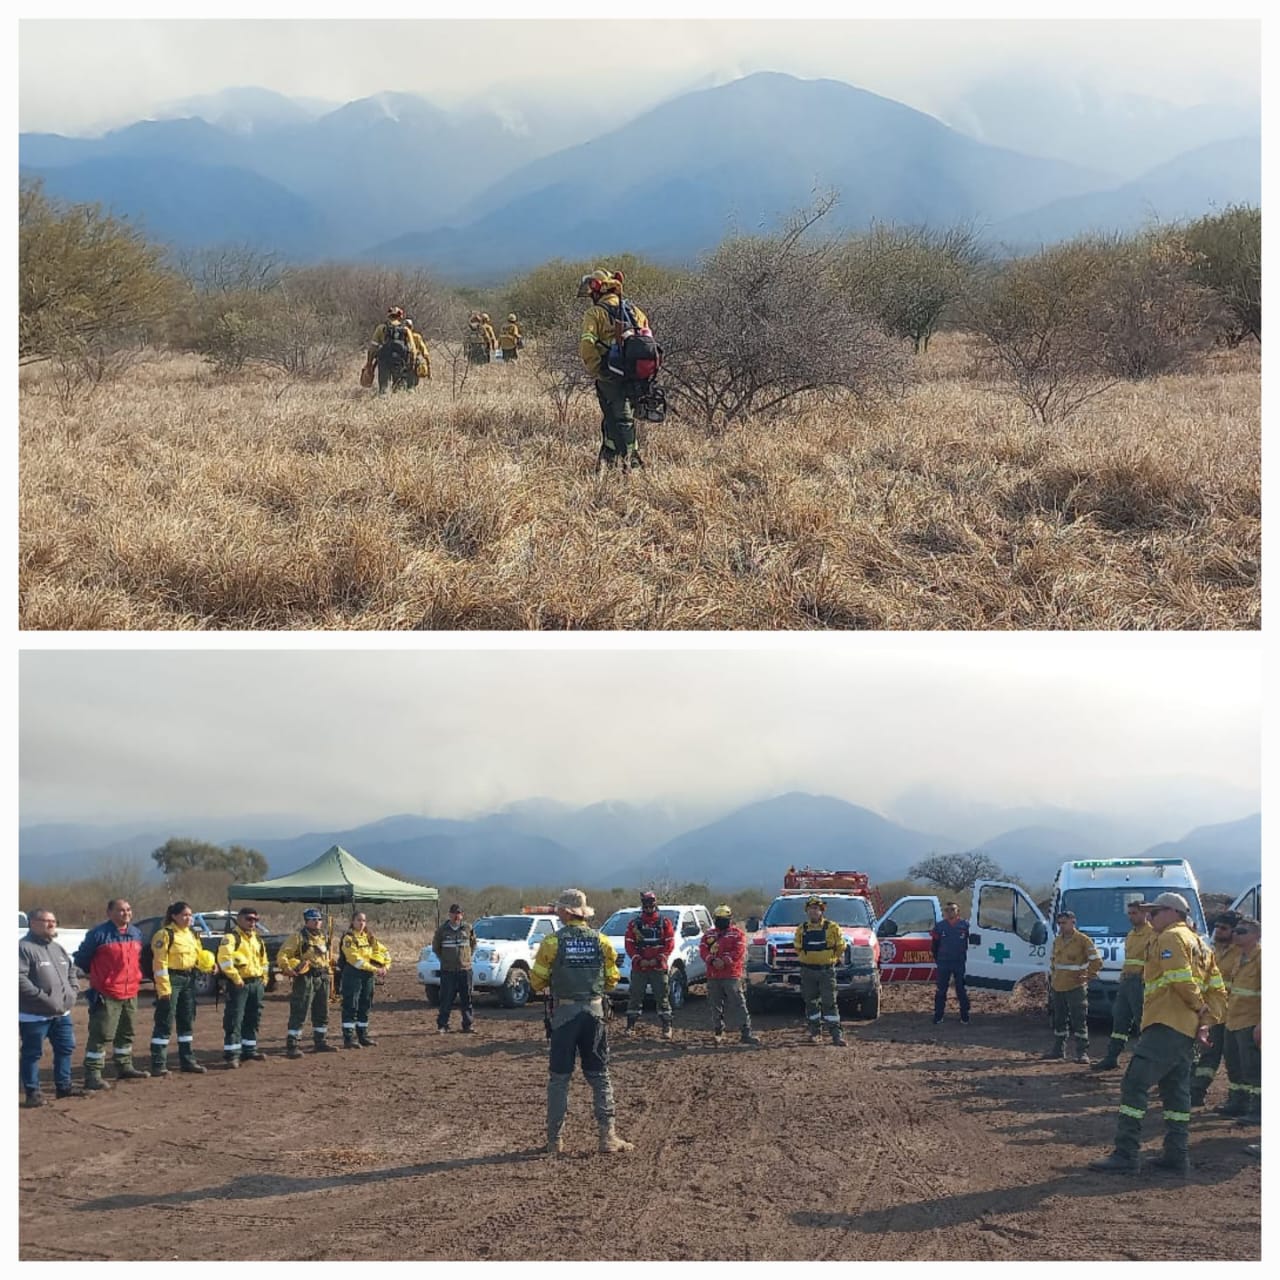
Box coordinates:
[1233,927,1252,936]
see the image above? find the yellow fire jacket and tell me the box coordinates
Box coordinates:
[481,322,497,351]
[1226,947,1261,1032]
[1140,921,1204,1037]
[216,925,269,985]
[579,289,649,379]
[277,928,331,978]
[1049,931,1102,992]
[529,922,620,994]
[1198,946,1229,1025]
[341,930,391,972]
[1121,921,1155,974]
[409,330,431,379]
[499,322,520,351]
[152,925,216,998]
[792,918,846,967]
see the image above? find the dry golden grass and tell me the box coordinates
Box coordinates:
[19,335,1260,629]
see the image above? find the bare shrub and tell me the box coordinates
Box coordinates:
[659,200,910,431]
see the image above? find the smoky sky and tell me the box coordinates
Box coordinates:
[18,16,1261,135]
[18,644,1260,826]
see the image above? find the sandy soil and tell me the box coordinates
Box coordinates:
[17,969,1260,1261]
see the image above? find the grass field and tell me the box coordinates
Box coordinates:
[19,336,1260,630]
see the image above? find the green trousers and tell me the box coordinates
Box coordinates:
[1050,986,1088,1041]
[288,972,331,1039]
[707,977,751,1033]
[1113,1023,1195,1159]
[800,965,839,1025]
[1191,1022,1225,1098]
[84,995,139,1072]
[151,971,198,1063]
[627,968,671,1017]
[596,377,637,458]
[341,967,376,1031]
[221,979,265,1058]
[1225,1025,1261,1110]
[1106,974,1144,1047]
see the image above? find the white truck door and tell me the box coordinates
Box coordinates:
[876,895,941,983]
[1230,883,1261,922]
[966,880,1050,991]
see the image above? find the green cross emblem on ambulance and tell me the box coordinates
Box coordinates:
[988,942,1011,964]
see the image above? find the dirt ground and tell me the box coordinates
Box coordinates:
[18,968,1261,1261]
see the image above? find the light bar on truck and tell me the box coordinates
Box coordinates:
[1069,859,1185,869]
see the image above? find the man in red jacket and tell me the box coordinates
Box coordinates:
[700,906,760,1046]
[73,899,149,1090]
[625,891,676,1039]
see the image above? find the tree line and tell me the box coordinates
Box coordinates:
[19,176,1261,428]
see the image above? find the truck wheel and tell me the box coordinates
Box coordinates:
[193,970,218,999]
[500,966,531,1009]
[668,966,688,1010]
[424,984,439,1006]
[860,989,880,1021]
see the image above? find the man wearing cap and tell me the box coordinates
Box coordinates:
[1044,910,1101,1063]
[624,891,676,1039]
[930,901,972,1026]
[1219,916,1261,1125]
[794,896,848,1047]
[1093,900,1156,1071]
[432,904,478,1034]
[1189,911,1241,1105]
[699,906,760,1046]
[216,907,270,1068]
[529,889,634,1156]
[1090,892,1210,1175]
[278,909,337,1058]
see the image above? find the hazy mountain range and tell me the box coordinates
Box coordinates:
[19,73,1259,280]
[19,790,1261,895]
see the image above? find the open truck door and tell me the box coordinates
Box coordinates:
[1230,883,1261,922]
[966,880,1050,992]
[876,895,941,983]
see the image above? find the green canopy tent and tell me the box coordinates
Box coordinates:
[227,844,439,909]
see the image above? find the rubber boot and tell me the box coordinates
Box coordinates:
[740,1027,761,1046]
[1092,1042,1124,1072]
[343,1031,359,1050]
[286,1036,303,1060]
[357,1031,376,1047]
[830,1025,848,1048]
[598,1122,635,1154]
[179,1052,206,1074]
[114,1056,150,1081]
[313,1033,338,1054]
[23,1089,45,1108]
[1074,1037,1092,1065]
[1042,1037,1067,1060]
[1089,1149,1140,1174]
[84,1065,112,1091]
[149,1052,168,1078]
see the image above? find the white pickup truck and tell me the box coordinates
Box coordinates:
[18,910,90,965]
[418,913,561,1008]
[598,904,713,1009]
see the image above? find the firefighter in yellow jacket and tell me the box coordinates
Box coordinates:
[339,911,391,1049]
[1091,892,1210,1174]
[499,314,521,361]
[148,902,216,1076]
[1190,912,1240,1105]
[405,318,431,382]
[1044,910,1101,1063]
[793,896,848,1047]
[480,313,498,358]
[216,906,270,1068]
[278,909,337,1058]
[1093,900,1155,1071]
[1219,916,1261,1124]
[579,269,647,471]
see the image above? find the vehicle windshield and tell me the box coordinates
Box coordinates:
[473,917,532,942]
[600,909,680,936]
[762,897,873,928]
[1061,887,1207,937]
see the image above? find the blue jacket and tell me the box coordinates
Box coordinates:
[930,916,971,967]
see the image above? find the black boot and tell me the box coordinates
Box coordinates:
[1148,1151,1190,1175]
[1216,1093,1248,1117]
[286,1037,303,1060]
[740,1028,761,1046]
[23,1089,45,1108]
[114,1057,150,1081]
[1042,1038,1067,1060]
[1074,1038,1092,1065]
[313,1035,339,1054]
[179,1054,206,1074]
[1092,1043,1123,1072]
[358,1031,377,1047]
[1089,1150,1140,1173]
[223,1052,240,1069]
[55,1084,87,1099]
[343,1032,360,1050]
[830,1025,848,1048]
[624,1014,638,1036]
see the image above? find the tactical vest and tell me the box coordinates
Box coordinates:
[636,916,665,950]
[801,925,832,954]
[551,927,606,1001]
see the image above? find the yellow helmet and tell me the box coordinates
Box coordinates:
[508,313,517,323]
[577,268,612,298]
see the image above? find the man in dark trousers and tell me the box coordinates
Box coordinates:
[74,899,149,1089]
[432,904,478,1034]
[930,901,971,1025]
[19,908,85,1106]
[624,891,675,1039]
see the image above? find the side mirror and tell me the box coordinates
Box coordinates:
[877,919,899,938]
[745,917,759,933]
[1029,921,1049,947]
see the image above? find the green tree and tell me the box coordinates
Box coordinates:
[906,852,1004,895]
[1184,204,1261,346]
[151,837,267,883]
[19,179,176,363]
